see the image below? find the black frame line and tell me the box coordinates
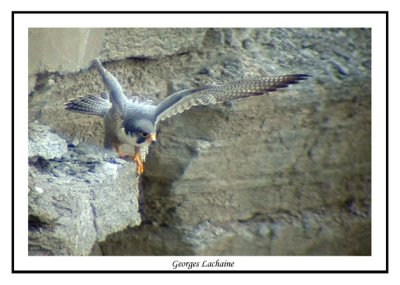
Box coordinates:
[12,11,388,274]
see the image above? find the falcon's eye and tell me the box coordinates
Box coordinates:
[141,132,149,137]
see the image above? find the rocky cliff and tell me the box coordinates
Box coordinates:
[28,28,371,255]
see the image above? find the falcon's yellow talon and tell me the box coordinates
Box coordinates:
[133,151,144,175]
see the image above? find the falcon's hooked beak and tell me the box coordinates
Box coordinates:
[146,133,157,144]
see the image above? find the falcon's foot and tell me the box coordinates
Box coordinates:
[133,146,144,176]
[115,145,130,159]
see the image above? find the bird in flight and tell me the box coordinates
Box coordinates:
[65,58,309,176]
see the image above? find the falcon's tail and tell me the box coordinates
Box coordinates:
[64,94,112,117]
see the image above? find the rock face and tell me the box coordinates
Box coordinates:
[28,28,371,255]
[28,122,140,255]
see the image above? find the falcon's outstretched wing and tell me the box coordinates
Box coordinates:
[154,74,309,124]
[93,59,129,114]
[64,94,112,117]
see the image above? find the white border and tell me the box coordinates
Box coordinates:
[14,12,386,271]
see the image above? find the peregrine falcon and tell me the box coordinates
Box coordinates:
[65,59,309,175]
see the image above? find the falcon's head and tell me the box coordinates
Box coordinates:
[124,119,157,146]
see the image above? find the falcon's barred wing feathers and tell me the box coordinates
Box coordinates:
[154,74,309,124]
[64,94,112,117]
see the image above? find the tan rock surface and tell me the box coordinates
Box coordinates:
[28,28,371,255]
